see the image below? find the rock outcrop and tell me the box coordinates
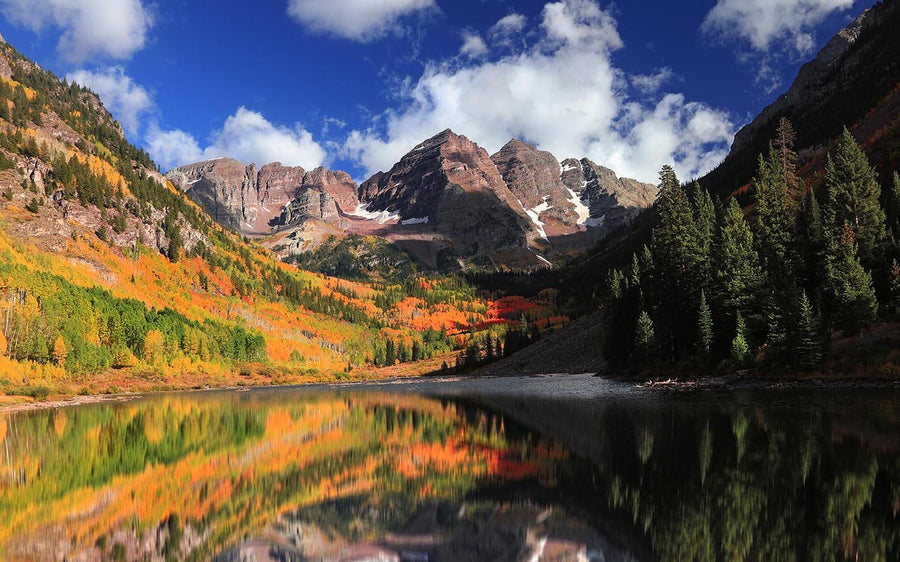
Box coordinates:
[560,158,657,231]
[491,140,581,237]
[167,159,360,235]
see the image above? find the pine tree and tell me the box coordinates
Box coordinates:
[693,185,716,289]
[795,291,823,370]
[730,314,751,367]
[825,224,877,334]
[385,339,396,366]
[712,198,760,339]
[889,260,900,320]
[634,310,655,366]
[751,145,798,351]
[773,117,801,208]
[651,165,702,358]
[697,290,713,358]
[822,128,885,263]
[887,172,900,240]
[799,188,827,301]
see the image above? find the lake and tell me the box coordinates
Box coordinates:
[1,374,899,561]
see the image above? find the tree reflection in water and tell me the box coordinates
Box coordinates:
[0,385,899,561]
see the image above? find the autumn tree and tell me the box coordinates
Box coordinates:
[143,329,166,366]
[52,335,67,368]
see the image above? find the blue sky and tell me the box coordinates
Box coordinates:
[0,0,864,183]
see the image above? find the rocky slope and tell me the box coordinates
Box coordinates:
[560,158,657,231]
[705,0,900,194]
[167,159,359,235]
[357,129,540,268]
[170,131,656,270]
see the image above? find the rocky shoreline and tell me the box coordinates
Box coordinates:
[637,374,900,391]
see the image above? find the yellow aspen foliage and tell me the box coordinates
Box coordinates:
[52,336,67,367]
[0,330,7,355]
[143,329,166,366]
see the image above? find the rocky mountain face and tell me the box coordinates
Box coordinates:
[170,130,657,269]
[168,159,360,235]
[560,158,657,231]
[358,129,539,268]
[705,0,900,194]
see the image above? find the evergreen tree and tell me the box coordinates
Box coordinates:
[795,291,823,370]
[773,117,801,208]
[730,314,751,367]
[634,310,655,366]
[651,165,702,358]
[822,128,885,263]
[824,224,877,334]
[886,172,900,241]
[384,339,396,366]
[889,260,900,320]
[693,185,716,289]
[712,198,760,342]
[696,290,713,358]
[751,145,798,351]
[798,188,827,303]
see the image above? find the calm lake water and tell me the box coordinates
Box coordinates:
[2,374,899,561]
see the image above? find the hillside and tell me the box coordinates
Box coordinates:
[0,38,566,400]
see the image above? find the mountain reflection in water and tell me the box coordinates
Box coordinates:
[1,374,899,561]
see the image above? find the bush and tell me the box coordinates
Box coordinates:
[9,385,52,400]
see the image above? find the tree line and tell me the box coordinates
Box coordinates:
[602,120,900,373]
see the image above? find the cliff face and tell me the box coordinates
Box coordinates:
[167,160,359,236]
[560,158,657,232]
[491,140,582,237]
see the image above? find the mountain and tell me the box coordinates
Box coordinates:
[0,36,557,392]
[169,130,656,271]
[702,0,900,196]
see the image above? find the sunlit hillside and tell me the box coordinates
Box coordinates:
[0,40,563,400]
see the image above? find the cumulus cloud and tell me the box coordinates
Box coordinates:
[630,67,674,95]
[343,0,734,184]
[144,127,203,171]
[286,0,436,41]
[147,107,327,172]
[66,67,152,135]
[702,0,856,53]
[460,31,488,58]
[0,0,152,63]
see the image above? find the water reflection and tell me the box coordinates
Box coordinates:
[0,378,899,561]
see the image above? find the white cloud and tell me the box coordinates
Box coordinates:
[66,67,152,135]
[0,0,152,63]
[343,0,734,184]
[147,107,327,172]
[702,0,856,53]
[630,67,674,94]
[488,13,527,46]
[145,127,203,171]
[286,0,436,42]
[460,31,488,58]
